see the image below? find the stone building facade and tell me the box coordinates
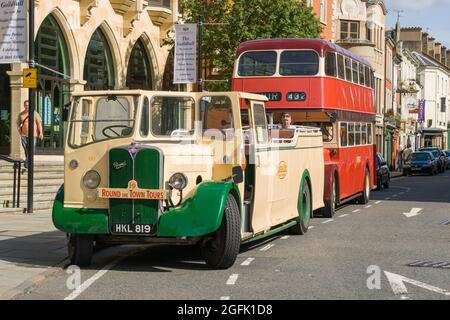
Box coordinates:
[0,0,179,159]
[331,0,387,154]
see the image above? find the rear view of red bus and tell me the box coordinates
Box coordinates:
[232,38,376,217]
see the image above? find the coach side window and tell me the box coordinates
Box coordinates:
[337,54,345,80]
[367,123,373,144]
[355,123,361,145]
[361,124,367,144]
[325,52,337,77]
[348,123,355,146]
[340,123,348,147]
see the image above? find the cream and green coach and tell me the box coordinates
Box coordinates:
[53,90,325,269]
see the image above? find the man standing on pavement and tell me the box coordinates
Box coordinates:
[402,143,413,163]
[16,100,43,169]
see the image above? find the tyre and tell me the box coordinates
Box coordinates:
[68,234,94,267]
[202,194,241,269]
[322,177,337,218]
[357,168,370,205]
[290,181,312,235]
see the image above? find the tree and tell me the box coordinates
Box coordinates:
[179,0,322,91]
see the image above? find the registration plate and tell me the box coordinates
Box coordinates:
[412,167,421,171]
[112,224,152,235]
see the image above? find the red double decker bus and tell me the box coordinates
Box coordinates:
[232,38,376,217]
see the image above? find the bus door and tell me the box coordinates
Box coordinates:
[248,102,272,233]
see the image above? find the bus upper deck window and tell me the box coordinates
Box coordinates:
[238,51,276,76]
[280,50,319,76]
[337,54,345,80]
[359,64,365,85]
[325,52,337,77]
[345,58,352,82]
[352,61,359,84]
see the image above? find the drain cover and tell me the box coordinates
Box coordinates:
[407,260,450,269]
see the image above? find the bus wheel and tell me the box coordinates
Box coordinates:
[322,178,336,218]
[290,181,311,235]
[202,194,240,269]
[68,234,93,267]
[357,169,370,205]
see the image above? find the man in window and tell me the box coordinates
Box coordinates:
[280,112,296,129]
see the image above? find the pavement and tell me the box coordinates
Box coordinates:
[0,212,68,300]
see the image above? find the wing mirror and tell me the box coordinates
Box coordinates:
[232,166,244,184]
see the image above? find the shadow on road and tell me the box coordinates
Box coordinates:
[0,230,67,268]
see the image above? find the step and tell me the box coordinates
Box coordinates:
[0,191,57,204]
[0,171,64,180]
[0,185,60,197]
[0,178,63,189]
[0,166,64,174]
[0,206,54,215]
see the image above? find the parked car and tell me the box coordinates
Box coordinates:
[376,152,390,190]
[443,150,450,169]
[419,147,448,172]
[403,151,439,176]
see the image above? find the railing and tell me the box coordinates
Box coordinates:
[0,155,22,208]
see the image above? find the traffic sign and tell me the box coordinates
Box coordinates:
[23,68,37,88]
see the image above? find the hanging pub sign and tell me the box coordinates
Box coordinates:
[173,23,197,84]
[407,97,419,114]
[0,0,28,64]
[418,99,425,122]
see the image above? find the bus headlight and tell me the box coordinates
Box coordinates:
[169,173,188,191]
[83,170,101,189]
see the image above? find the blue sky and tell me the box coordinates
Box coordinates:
[384,0,450,48]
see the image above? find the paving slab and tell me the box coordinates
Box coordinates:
[0,211,68,300]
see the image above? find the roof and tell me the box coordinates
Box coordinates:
[412,51,449,72]
[365,0,388,15]
[236,38,371,67]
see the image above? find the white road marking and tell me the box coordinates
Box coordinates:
[375,201,381,204]
[352,209,361,213]
[384,271,450,296]
[221,296,230,300]
[365,205,372,208]
[280,236,290,240]
[241,258,255,266]
[64,259,121,300]
[322,219,334,224]
[403,208,423,218]
[260,244,275,251]
[308,226,315,229]
[338,214,349,218]
[226,274,239,285]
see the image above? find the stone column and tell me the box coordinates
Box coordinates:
[7,63,29,160]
